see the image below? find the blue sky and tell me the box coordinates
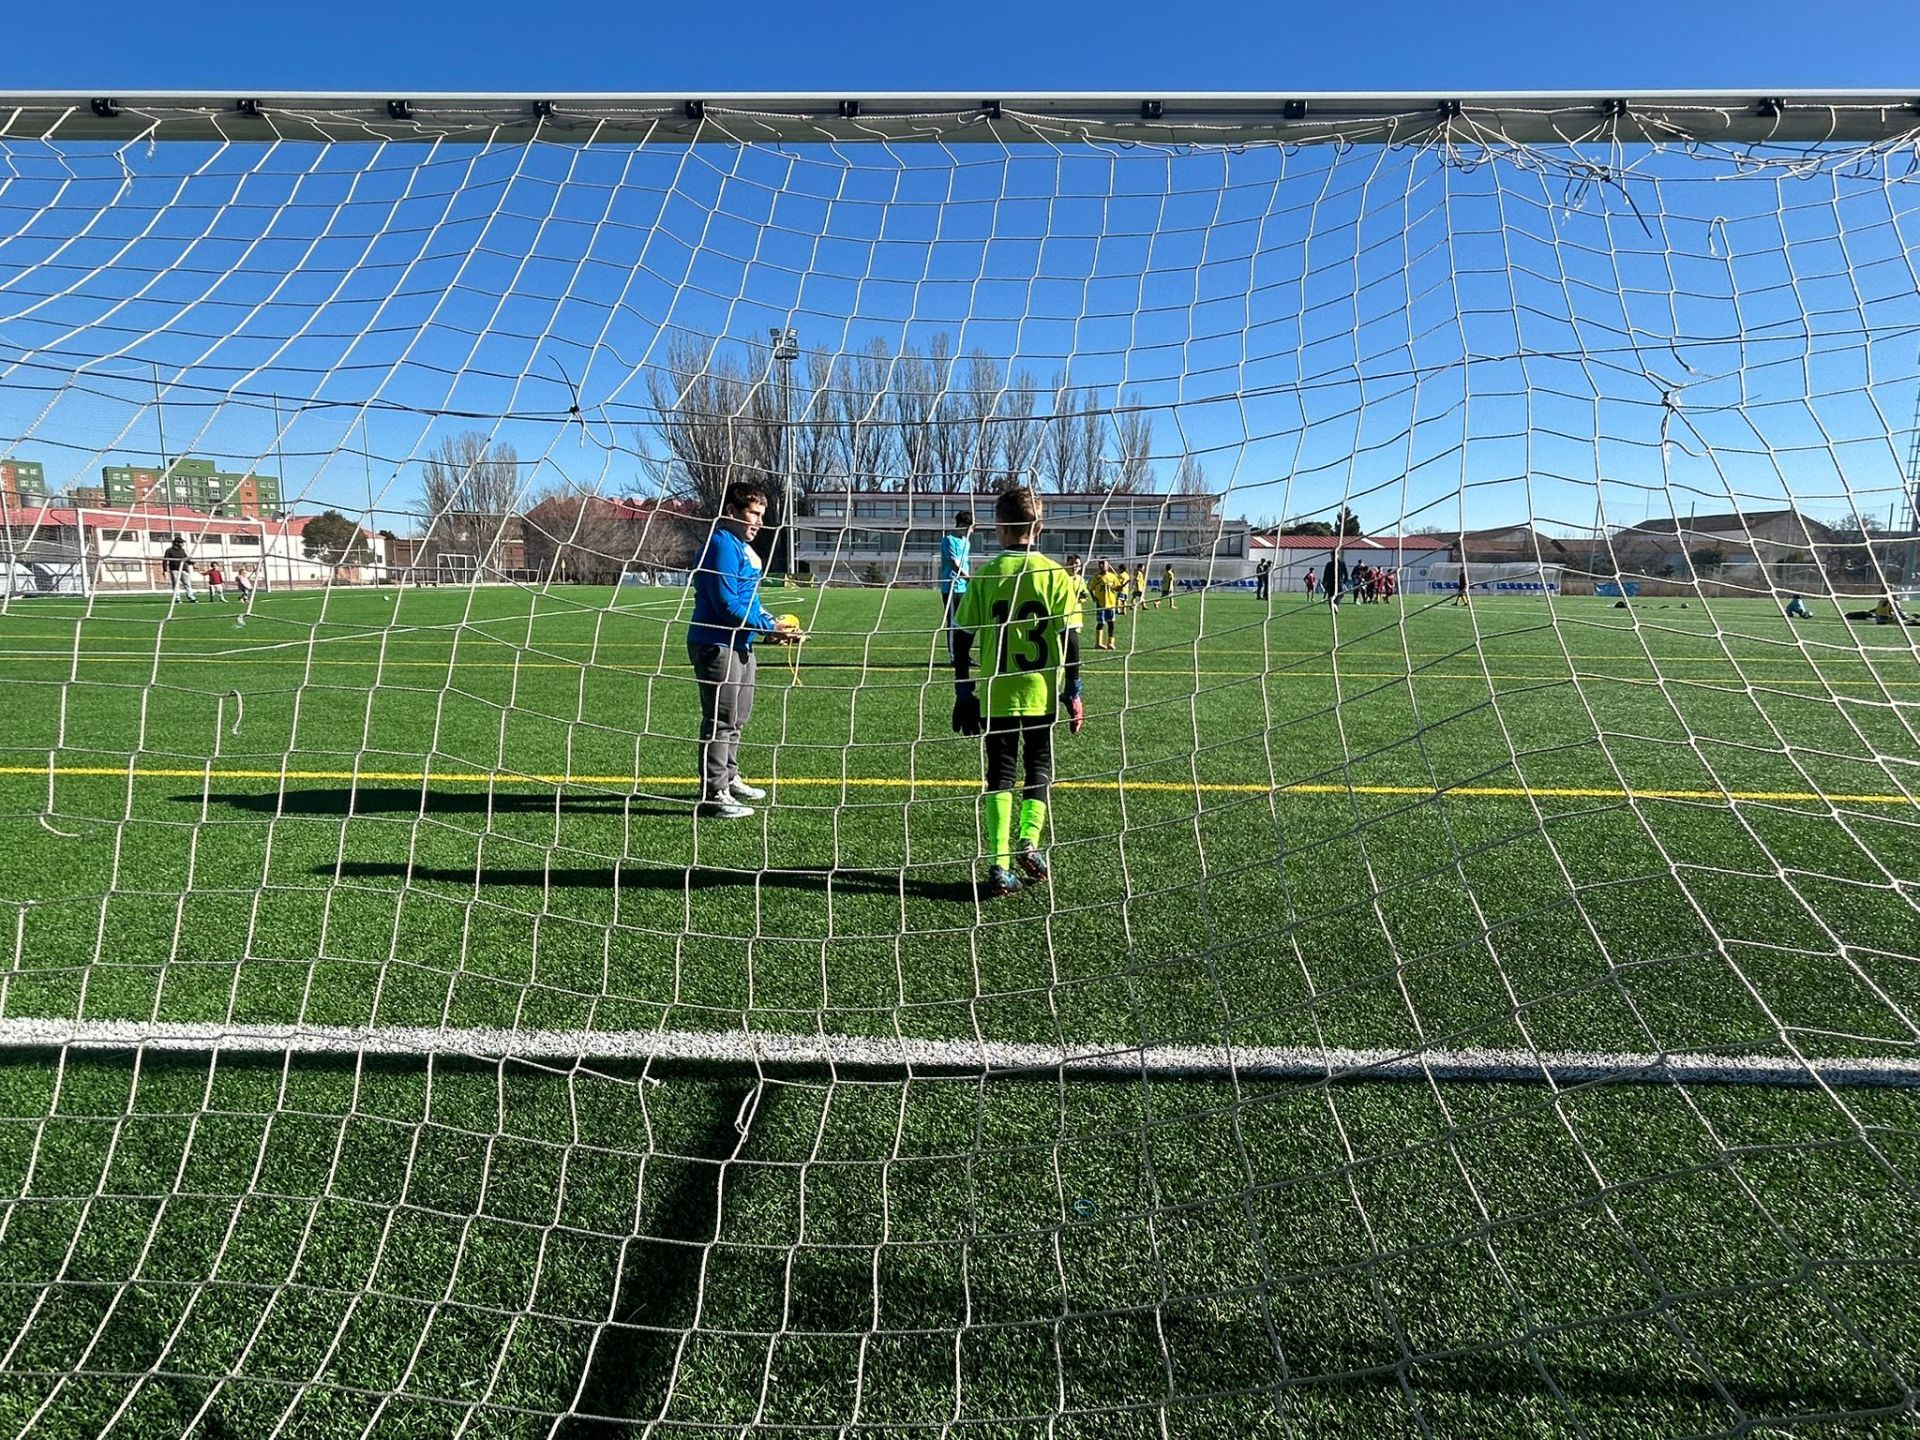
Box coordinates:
[0,1,1916,539]
[2,0,1912,95]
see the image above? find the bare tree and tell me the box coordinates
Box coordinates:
[891,341,938,491]
[646,332,1076,505]
[523,489,700,584]
[1111,408,1156,493]
[645,333,782,515]
[1039,381,1113,494]
[960,351,1002,491]
[1038,377,1084,493]
[1076,394,1105,493]
[420,431,524,518]
[919,334,975,492]
[1172,453,1210,495]
[835,339,897,490]
[994,367,1042,491]
[417,431,526,576]
[793,349,840,497]
[522,493,638,585]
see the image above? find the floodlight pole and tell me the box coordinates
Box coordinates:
[770,327,799,575]
[1904,361,1920,595]
[152,362,168,474]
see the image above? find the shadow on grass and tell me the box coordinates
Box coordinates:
[321,858,982,904]
[0,1053,1899,1426]
[177,787,691,821]
[558,1080,768,1438]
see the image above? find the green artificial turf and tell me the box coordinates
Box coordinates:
[0,583,1916,1436]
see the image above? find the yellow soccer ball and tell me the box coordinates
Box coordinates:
[772,613,803,643]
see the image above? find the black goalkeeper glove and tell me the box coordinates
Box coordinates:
[952,682,985,736]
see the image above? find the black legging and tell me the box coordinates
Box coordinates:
[984,715,1054,803]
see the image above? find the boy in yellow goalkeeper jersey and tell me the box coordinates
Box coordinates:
[951,487,1086,898]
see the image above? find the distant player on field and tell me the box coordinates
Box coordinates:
[1065,555,1092,631]
[162,536,196,604]
[204,561,226,602]
[1872,594,1918,626]
[1160,561,1177,611]
[1091,559,1120,649]
[1322,553,1346,608]
[952,487,1085,898]
[938,510,974,663]
[1132,563,1147,613]
[1303,568,1317,601]
[1783,593,1811,619]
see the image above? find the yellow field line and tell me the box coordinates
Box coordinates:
[1,652,1917,688]
[0,638,1913,667]
[0,763,1911,807]
[3,631,1912,666]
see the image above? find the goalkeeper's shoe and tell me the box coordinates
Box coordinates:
[729,778,767,801]
[1014,840,1050,883]
[978,865,1024,900]
[698,798,755,820]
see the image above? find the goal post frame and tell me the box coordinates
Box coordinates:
[0,81,1918,1440]
[3,90,1917,146]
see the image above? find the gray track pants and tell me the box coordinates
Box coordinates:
[689,641,757,801]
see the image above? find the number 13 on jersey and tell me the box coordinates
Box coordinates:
[953,552,1077,719]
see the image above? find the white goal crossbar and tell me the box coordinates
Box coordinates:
[4,90,1918,146]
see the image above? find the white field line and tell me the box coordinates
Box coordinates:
[1,1018,1915,1088]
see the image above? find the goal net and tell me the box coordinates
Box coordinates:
[0,540,87,598]
[0,93,1917,1438]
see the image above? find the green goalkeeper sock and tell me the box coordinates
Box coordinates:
[983,790,1015,870]
[1018,798,1047,847]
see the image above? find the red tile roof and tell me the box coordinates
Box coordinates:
[525,495,702,523]
[1251,534,1449,552]
[0,505,349,537]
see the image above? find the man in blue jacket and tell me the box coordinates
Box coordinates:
[688,481,795,818]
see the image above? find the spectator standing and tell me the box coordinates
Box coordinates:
[162,536,196,604]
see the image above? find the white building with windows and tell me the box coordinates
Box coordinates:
[0,504,378,595]
[793,490,1251,586]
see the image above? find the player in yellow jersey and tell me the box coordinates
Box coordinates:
[1132,564,1147,613]
[1091,559,1120,649]
[952,487,1086,898]
[1149,560,1177,610]
[1064,555,1092,633]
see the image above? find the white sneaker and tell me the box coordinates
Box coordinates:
[699,799,754,819]
[729,779,767,801]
